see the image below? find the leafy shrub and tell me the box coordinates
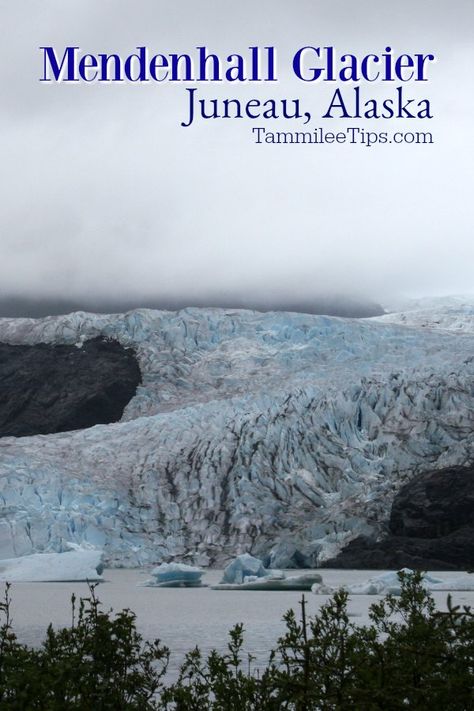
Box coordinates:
[0,572,472,709]
[0,583,169,709]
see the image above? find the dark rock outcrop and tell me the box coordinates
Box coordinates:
[0,337,141,437]
[325,466,474,570]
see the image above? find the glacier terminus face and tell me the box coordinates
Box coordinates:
[0,298,473,567]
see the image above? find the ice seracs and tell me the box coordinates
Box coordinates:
[372,295,474,333]
[0,546,104,582]
[0,298,473,567]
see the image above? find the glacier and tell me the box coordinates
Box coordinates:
[0,298,473,567]
[372,295,474,334]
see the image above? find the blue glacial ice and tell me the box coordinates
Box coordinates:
[221,553,268,584]
[0,298,473,567]
[214,553,322,590]
[141,562,204,588]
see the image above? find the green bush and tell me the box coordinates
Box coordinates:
[0,583,169,709]
[0,572,472,710]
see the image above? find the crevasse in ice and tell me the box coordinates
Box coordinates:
[0,298,473,567]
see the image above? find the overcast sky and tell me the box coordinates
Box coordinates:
[0,0,473,308]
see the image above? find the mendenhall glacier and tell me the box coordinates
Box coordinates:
[0,296,473,568]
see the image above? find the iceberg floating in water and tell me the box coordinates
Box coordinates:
[312,569,474,596]
[213,571,322,591]
[141,562,204,588]
[426,576,474,592]
[213,554,321,590]
[0,547,104,582]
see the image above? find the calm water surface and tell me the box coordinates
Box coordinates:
[7,568,473,677]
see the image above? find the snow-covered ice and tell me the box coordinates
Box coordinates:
[0,298,473,567]
[372,295,474,333]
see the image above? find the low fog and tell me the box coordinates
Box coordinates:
[0,0,473,315]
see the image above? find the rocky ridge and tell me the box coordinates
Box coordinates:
[325,465,474,570]
[0,337,141,437]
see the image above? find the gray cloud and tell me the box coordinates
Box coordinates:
[1,0,473,307]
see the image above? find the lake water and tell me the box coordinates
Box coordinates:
[6,568,474,678]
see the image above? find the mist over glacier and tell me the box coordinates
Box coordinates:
[1,1,474,307]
